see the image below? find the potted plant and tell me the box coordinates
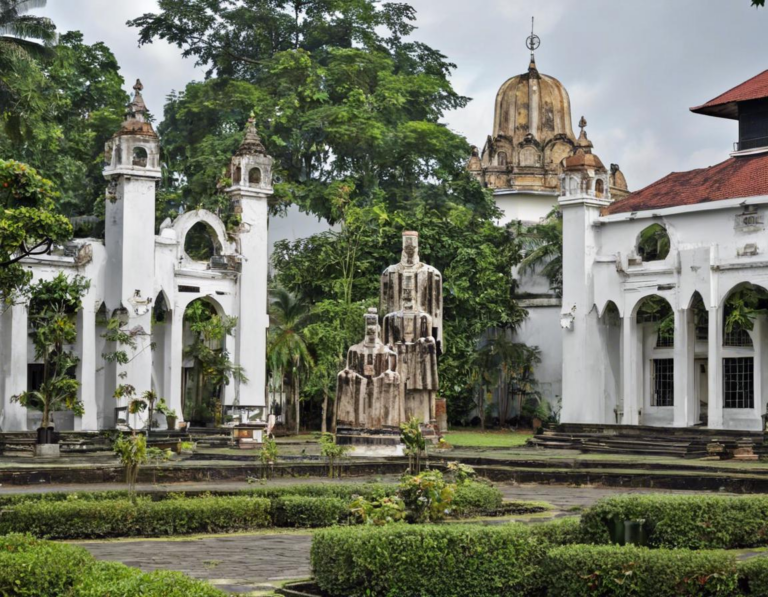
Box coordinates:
[164,407,178,431]
[12,274,89,458]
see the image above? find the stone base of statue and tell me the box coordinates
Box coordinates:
[336,426,405,457]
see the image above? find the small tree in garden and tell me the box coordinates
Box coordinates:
[113,433,147,503]
[398,470,455,523]
[259,437,279,480]
[113,384,171,434]
[319,432,351,479]
[400,417,426,474]
[12,273,89,431]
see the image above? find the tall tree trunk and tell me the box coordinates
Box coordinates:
[321,387,328,434]
[294,380,300,434]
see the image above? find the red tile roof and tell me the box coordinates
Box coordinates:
[603,152,768,215]
[691,70,768,119]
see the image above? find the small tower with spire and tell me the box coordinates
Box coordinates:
[226,118,273,409]
[102,79,161,410]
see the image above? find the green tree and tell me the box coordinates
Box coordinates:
[0,0,56,141]
[184,300,246,425]
[0,159,73,301]
[519,208,563,297]
[268,287,314,433]
[0,31,128,216]
[12,273,89,429]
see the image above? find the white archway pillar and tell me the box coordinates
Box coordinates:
[708,306,724,429]
[169,305,185,421]
[75,300,98,431]
[673,307,694,427]
[1,304,28,431]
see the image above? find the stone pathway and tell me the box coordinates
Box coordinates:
[76,533,313,595]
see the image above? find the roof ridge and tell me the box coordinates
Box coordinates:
[691,68,768,110]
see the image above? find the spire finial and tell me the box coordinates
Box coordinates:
[235,116,267,156]
[133,79,144,93]
[526,16,540,59]
[579,116,587,135]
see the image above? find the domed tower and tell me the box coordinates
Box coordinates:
[468,28,628,222]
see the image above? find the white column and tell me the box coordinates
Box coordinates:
[708,306,724,429]
[168,306,185,421]
[75,301,98,430]
[1,304,28,431]
[223,330,237,407]
[621,314,641,425]
[673,307,693,427]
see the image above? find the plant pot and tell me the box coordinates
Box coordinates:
[166,416,177,431]
[36,426,59,445]
[532,417,543,433]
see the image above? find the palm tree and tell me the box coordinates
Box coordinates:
[518,208,563,297]
[268,287,314,434]
[1,0,57,140]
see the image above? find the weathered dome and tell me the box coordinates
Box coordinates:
[493,58,576,145]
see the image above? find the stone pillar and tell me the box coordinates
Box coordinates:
[168,305,185,421]
[75,300,98,431]
[1,304,28,431]
[708,306,724,429]
[621,313,641,425]
[673,306,693,427]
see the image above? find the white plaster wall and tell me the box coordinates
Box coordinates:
[494,191,558,225]
[512,304,563,409]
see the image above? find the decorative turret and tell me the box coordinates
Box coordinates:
[104,80,160,176]
[229,118,273,193]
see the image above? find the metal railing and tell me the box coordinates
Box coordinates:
[734,136,768,152]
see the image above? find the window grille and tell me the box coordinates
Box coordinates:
[723,357,754,409]
[724,325,753,348]
[652,358,674,407]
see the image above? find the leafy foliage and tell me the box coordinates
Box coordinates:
[519,207,563,296]
[397,470,454,523]
[0,160,73,300]
[12,273,89,428]
[112,433,148,501]
[637,223,671,262]
[319,432,351,478]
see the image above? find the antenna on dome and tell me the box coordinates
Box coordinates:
[526,16,541,57]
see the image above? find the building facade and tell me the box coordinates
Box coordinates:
[469,48,628,414]
[561,69,768,431]
[0,82,271,432]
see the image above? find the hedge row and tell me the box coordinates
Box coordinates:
[0,496,273,539]
[311,522,768,597]
[580,494,768,549]
[0,483,399,507]
[0,534,224,596]
[451,482,504,516]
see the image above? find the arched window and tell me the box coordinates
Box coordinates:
[233,166,242,186]
[497,151,507,167]
[637,224,670,262]
[184,221,222,262]
[248,167,262,185]
[132,147,148,167]
[595,178,605,198]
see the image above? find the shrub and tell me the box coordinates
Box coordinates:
[528,516,587,546]
[398,470,454,522]
[451,481,503,516]
[0,534,94,596]
[0,496,272,539]
[740,558,768,596]
[542,544,739,597]
[311,524,547,597]
[70,561,225,597]
[272,496,348,528]
[581,494,768,549]
[348,495,407,525]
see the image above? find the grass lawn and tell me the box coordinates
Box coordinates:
[444,429,533,448]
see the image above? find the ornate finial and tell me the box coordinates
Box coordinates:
[576,115,593,152]
[526,17,540,55]
[127,78,149,120]
[133,79,144,93]
[235,117,267,156]
[579,116,587,135]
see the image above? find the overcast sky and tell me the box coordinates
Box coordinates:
[41,0,768,193]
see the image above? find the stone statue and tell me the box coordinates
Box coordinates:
[380,231,443,353]
[382,272,439,425]
[336,308,402,429]
[380,232,442,426]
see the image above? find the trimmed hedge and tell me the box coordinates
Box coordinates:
[542,544,739,597]
[528,516,587,546]
[451,482,504,516]
[0,496,272,539]
[0,534,225,596]
[740,558,768,597]
[581,494,768,549]
[311,524,547,597]
[273,496,348,528]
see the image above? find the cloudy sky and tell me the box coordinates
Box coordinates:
[41,0,768,194]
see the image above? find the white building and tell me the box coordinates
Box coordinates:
[468,50,628,414]
[0,81,271,432]
[561,69,768,431]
